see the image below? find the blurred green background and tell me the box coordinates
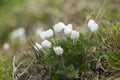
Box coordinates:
[0,0,120,50]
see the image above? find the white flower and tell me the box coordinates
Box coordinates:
[53,22,65,32]
[3,42,10,50]
[10,27,26,42]
[70,30,79,40]
[64,24,73,35]
[34,43,43,51]
[53,46,64,56]
[90,23,98,32]
[40,31,47,40]
[88,19,99,32]
[41,39,51,48]
[45,29,54,38]
[40,29,54,40]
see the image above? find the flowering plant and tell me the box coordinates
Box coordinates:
[28,21,100,79]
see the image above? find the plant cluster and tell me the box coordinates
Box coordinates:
[16,20,120,80]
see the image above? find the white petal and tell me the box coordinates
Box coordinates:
[64,27,72,35]
[90,23,98,32]
[88,19,95,28]
[70,30,79,40]
[40,31,46,40]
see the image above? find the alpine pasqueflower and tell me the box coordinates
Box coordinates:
[88,19,98,32]
[70,30,79,40]
[64,24,73,35]
[53,46,64,56]
[53,22,65,32]
[41,39,51,48]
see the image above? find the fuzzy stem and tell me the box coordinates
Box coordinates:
[88,33,93,41]
[73,39,76,45]
[61,55,65,70]
[51,37,55,43]
[42,49,48,55]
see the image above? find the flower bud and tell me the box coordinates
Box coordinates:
[53,46,64,56]
[88,19,99,32]
[45,29,54,38]
[53,22,65,32]
[41,39,51,48]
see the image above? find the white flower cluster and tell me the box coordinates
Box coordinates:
[10,27,26,42]
[34,22,80,55]
[88,19,99,32]
[34,21,98,55]
[56,22,79,40]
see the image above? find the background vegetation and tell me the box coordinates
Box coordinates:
[0,0,120,80]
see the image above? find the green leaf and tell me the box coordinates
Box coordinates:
[66,69,79,78]
[106,53,120,69]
